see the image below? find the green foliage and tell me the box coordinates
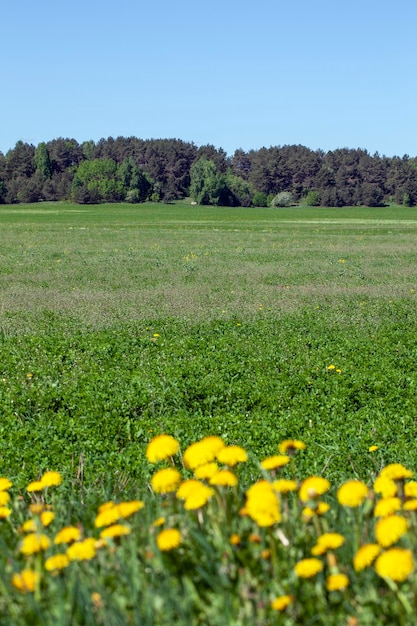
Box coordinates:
[305,190,321,206]
[189,157,228,205]
[271,191,294,207]
[252,191,268,207]
[34,143,52,179]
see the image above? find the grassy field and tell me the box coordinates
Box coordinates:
[1,201,417,624]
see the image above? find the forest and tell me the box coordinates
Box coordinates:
[1,136,417,207]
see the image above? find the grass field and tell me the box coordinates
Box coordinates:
[1,201,417,624]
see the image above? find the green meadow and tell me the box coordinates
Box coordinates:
[1,201,417,624]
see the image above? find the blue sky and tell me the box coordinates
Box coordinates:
[2,0,416,157]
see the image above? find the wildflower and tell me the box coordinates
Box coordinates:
[152,516,165,527]
[45,554,70,572]
[67,538,97,561]
[272,479,298,493]
[375,515,408,547]
[353,544,381,571]
[40,471,62,487]
[12,569,39,593]
[278,440,306,455]
[229,534,240,545]
[246,481,281,527]
[54,526,81,544]
[299,476,330,502]
[146,435,180,463]
[209,469,238,487]
[216,445,248,466]
[21,519,37,532]
[374,475,397,498]
[0,478,13,491]
[294,558,324,578]
[327,365,336,370]
[20,533,50,555]
[404,482,417,498]
[375,548,414,582]
[249,533,261,543]
[0,491,10,507]
[379,464,413,481]
[176,479,205,500]
[194,462,219,480]
[26,480,44,492]
[95,504,121,528]
[0,507,11,519]
[183,484,214,510]
[151,468,181,494]
[117,500,144,519]
[29,503,45,515]
[271,595,293,611]
[260,455,290,471]
[40,511,55,527]
[311,532,345,555]
[369,445,378,452]
[261,549,271,559]
[326,573,349,591]
[183,436,225,470]
[100,524,131,539]
[403,500,417,511]
[91,592,103,608]
[337,480,369,507]
[156,528,181,551]
[302,501,330,520]
[374,497,401,518]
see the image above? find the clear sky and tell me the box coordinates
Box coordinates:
[2,0,416,157]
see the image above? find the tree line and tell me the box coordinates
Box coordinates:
[1,137,417,206]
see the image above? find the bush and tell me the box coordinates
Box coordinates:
[271,191,294,207]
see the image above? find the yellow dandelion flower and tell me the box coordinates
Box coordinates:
[368,445,378,452]
[403,500,417,511]
[278,440,306,455]
[379,464,413,481]
[299,476,330,502]
[29,503,45,515]
[40,511,55,527]
[12,569,39,593]
[302,501,331,520]
[40,471,62,487]
[337,480,369,507]
[294,558,324,578]
[246,481,281,527]
[209,469,238,487]
[146,434,180,463]
[272,478,298,493]
[261,455,290,471]
[374,475,397,498]
[67,538,96,561]
[100,524,131,539]
[374,497,402,518]
[152,516,165,527]
[0,491,10,506]
[97,501,114,513]
[183,484,215,510]
[311,532,345,555]
[94,505,120,528]
[176,479,205,500]
[54,526,81,544]
[194,462,219,479]
[117,500,144,519]
[404,482,417,498]
[0,506,11,519]
[375,548,414,582]
[156,528,181,551]
[20,533,51,555]
[26,480,44,492]
[375,515,408,548]
[0,478,13,491]
[229,534,240,545]
[326,573,349,591]
[353,544,381,571]
[271,595,293,611]
[21,519,37,533]
[45,554,70,572]
[183,436,225,470]
[327,364,336,370]
[151,468,181,494]
[216,445,248,466]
